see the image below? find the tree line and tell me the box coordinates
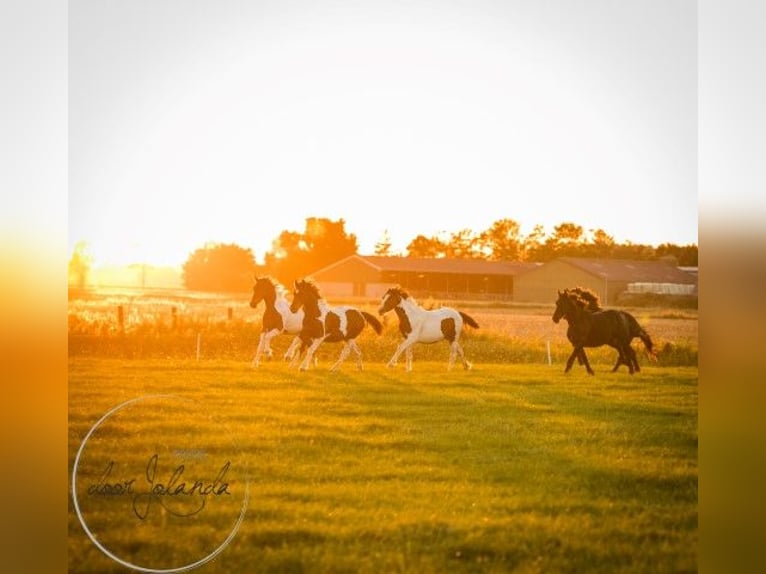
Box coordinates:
[180,217,698,292]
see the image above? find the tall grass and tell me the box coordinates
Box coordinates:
[68,289,697,367]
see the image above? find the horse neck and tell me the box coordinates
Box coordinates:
[399,296,424,320]
[260,287,278,308]
[300,296,323,319]
[567,303,590,324]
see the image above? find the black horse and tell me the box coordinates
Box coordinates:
[552,288,652,375]
[289,279,383,371]
[567,287,655,372]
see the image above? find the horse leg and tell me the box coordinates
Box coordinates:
[565,348,579,372]
[288,341,304,369]
[578,348,595,375]
[330,341,354,372]
[300,337,325,371]
[628,345,640,372]
[405,347,413,372]
[284,336,302,361]
[349,340,364,371]
[252,332,267,367]
[453,341,472,370]
[253,330,279,367]
[388,338,415,369]
[624,344,635,374]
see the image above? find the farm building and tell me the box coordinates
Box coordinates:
[307,255,540,299]
[513,257,698,305]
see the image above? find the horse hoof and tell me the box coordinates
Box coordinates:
[464,362,473,370]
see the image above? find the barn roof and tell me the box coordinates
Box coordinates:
[311,254,540,277]
[556,257,698,284]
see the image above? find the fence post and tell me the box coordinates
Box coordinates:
[196,332,201,361]
[117,305,124,332]
[227,307,233,321]
[171,306,177,330]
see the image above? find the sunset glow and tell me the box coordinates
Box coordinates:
[70,1,697,269]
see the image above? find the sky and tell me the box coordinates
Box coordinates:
[69,0,697,267]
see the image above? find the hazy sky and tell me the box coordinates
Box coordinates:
[69,0,697,266]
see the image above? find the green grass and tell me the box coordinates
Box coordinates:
[68,358,697,573]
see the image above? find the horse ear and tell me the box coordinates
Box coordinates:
[293,279,299,290]
[557,289,562,296]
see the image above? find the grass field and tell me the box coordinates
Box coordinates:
[68,358,697,573]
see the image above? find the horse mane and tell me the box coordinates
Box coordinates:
[296,278,322,300]
[255,275,287,296]
[568,286,602,311]
[391,286,410,299]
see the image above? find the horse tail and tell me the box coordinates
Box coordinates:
[361,311,383,335]
[459,311,480,329]
[624,312,656,359]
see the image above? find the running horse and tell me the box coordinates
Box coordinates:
[248,276,303,367]
[565,287,655,372]
[378,286,479,371]
[552,288,653,375]
[289,279,383,371]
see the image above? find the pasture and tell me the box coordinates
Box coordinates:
[68,289,697,572]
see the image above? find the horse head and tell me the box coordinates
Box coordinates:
[552,289,580,323]
[250,276,276,308]
[290,279,321,316]
[378,286,407,315]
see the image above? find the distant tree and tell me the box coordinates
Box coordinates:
[182,242,256,292]
[68,240,93,288]
[445,228,481,259]
[263,217,358,283]
[655,243,698,266]
[584,228,616,258]
[521,224,548,261]
[479,218,523,260]
[374,230,393,256]
[406,234,448,258]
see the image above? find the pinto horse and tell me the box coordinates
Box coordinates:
[378,286,479,371]
[552,289,650,375]
[289,279,383,371]
[249,276,303,367]
[567,287,655,372]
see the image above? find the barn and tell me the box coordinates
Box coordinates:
[513,257,698,305]
[307,255,540,300]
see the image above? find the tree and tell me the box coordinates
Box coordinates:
[263,217,358,283]
[584,228,616,258]
[479,218,523,260]
[182,242,256,292]
[445,229,481,259]
[374,230,393,256]
[655,243,698,266]
[68,240,93,288]
[521,224,547,261]
[406,234,448,258]
[538,222,584,260]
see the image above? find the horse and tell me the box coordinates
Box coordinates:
[566,287,655,372]
[552,289,637,375]
[377,286,479,371]
[288,279,383,371]
[248,276,304,367]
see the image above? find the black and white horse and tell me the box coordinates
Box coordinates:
[289,279,383,371]
[249,276,303,367]
[378,286,479,371]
